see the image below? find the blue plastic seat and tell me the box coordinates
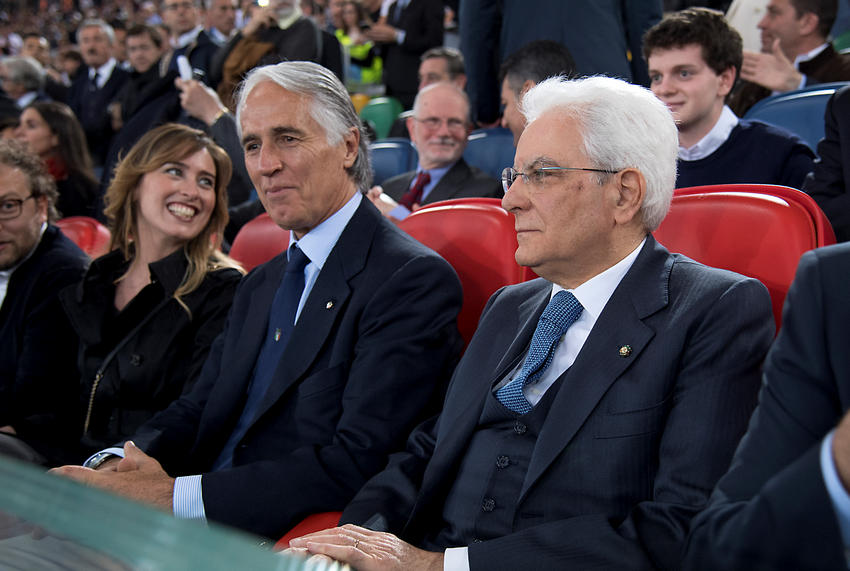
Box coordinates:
[369,138,417,186]
[744,82,850,154]
[463,127,516,180]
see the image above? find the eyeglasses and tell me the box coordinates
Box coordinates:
[0,195,36,220]
[413,117,467,132]
[163,1,195,10]
[501,166,619,193]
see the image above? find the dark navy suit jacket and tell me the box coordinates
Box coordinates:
[342,235,774,570]
[129,199,464,538]
[382,158,502,206]
[685,242,850,570]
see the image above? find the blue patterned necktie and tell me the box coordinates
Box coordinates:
[496,291,584,414]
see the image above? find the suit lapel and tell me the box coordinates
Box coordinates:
[520,237,673,499]
[422,159,469,205]
[248,201,376,426]
[407,283,551,527]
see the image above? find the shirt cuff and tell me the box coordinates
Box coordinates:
[84,446,125,465]
[820,430,850,562]
[444,546,470,571]
[389,204,412,220]
[798,74,807,90]
[173,475,207,523]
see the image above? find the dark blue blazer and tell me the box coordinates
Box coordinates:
[129,198,464,538]
[0,225,89,427]
[804,85,850,242]
[459,0,663,123]
[685,243,850,570]
[382,158,503,206]
[66,64,131,165]
[342,234,775,570]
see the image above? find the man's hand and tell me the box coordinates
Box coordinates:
[50,442,174,512]
[0,425,16,435]
[741,38,803,93]
[176,78,229,124]
[289,524,444,571]
[242,6,277,37]
[365,24,399,44]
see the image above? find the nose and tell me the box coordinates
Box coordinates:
[757,13,768,30]
[501,171,527,212]
[435,119,452,137]
[255,144,283,177]
[655,75,675,96]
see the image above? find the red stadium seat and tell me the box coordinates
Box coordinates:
[655,185,836,330]
[229,213,289,271]
[274,511,343,551]
[399,198,523,349]
[55,216,111,259]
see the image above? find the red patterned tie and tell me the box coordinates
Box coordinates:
[399,171,431,210]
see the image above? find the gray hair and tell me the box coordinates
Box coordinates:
[76,19,116,45]
[520,75,678,232]
[3,56,45,92]
[235,61,372,191]
[412,81,470,123]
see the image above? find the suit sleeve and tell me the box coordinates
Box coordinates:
[684,250,848,571]
[622,0,662,87]
[466,277,774,571]
[396,1,444,55]
[199,251,463,538]
[459,0,500,124]
[803,87,850,242]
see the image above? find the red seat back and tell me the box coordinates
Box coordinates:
[655,186,835,329]
[399,198,523,349]
[229,213,289,271]
[55,216,111,258]
[274,511,343,550]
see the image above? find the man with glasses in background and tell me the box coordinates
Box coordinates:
[0,141,88,463]
[290,75,775,571]
[160,0,219,83]
[367,82,501,223]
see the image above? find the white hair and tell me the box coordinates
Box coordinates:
[520,75,679,231]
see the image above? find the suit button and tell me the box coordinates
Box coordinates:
[129,354,142,366]
[496,455,510,468]
[482,499,495,512]
[514,422,527,435]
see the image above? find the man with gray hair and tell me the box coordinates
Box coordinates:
[52,61,463,541]
[290,75,775,571]
[66,19,130,166]
[0,56,47,108]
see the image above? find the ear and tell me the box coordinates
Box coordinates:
[718,66,736,98]
[798,12,819,37]
[611,168,646,226]
[36,195,48,224]
[342,126,359,169]
[520,79,536,97]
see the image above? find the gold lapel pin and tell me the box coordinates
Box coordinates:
[619,345,632,357]
[326,301,334,309]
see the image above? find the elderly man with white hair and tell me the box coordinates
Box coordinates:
[290,75,776,571]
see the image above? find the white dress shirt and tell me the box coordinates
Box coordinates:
[677,105,739,162]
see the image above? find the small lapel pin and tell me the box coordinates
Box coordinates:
[619,345,632,357]
[326,301,334,309]
[274,328,281,342]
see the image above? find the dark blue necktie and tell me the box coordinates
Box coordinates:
[212,245,311,471]
[495,291,583,414]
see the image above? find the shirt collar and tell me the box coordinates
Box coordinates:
[552,237,646,325]
[173,24,204,49]
[89,58,117,82]
[678,105,738,162]
[794,42,829,67]
[277,6,303,29]
[16,91,37,107]
[288,191,362,270]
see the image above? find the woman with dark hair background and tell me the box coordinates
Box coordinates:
[15,101,99,218]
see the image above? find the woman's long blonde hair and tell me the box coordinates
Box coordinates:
[103,123,244,316]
